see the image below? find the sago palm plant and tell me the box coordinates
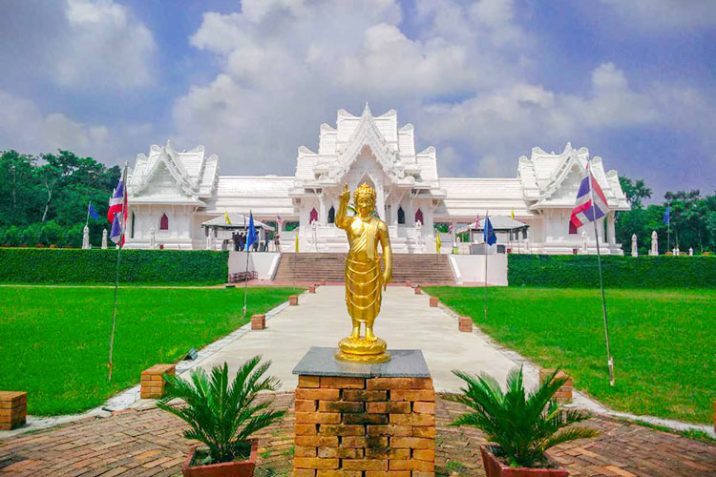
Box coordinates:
[157,357,286,465]
[448,367,597,468]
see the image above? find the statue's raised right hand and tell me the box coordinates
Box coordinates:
[340,184,350,203]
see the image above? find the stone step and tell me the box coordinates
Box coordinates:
[274,253,455,284]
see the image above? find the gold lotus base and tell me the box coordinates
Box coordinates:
[335,336,391,364]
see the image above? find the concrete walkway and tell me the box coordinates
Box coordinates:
[197,285,538,392]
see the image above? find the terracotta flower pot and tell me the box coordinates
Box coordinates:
[182,440,258,477]
[480,446,568,477]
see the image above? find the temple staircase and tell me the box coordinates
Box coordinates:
[273,253,455,285]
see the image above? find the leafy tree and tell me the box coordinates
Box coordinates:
[0,149,119,247]
[619,176,652,209]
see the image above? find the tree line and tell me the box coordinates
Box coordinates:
[0,150,120,247]
[617,177,716,255]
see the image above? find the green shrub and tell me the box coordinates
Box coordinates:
[0,248,228,284]
[508,254,716,288]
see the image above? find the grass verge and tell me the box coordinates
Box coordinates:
[424,287,716,424]
[0,286,300,415]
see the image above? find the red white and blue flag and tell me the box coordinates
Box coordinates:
[569,163,608,234]
[108,176,127,246]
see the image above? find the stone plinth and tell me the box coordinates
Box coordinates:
[251,314,266,330]
[292,347,436,476]
[429,296,438,307]
[140,364,176,399]
[458,316,473,333]
[0,391,27,430]
[539,369,573,404]
[289,295,299,306]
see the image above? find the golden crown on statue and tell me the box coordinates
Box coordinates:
[353,182,376,203]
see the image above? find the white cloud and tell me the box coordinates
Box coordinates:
[0,89,155,164]
[418,63,659,176]
[172,0,708,183]
[55,0,157,90]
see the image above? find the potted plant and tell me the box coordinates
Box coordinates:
[158,357,286,477]
[448,367,597,477]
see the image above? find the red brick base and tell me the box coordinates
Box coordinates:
[293,375,436,476]
[458,316,473,333]
[0,391,27,430]
[251,314,266,330]
[140,364,176,399]
[539,369,573,404]
[429,296,439,307]
[289,295,299,306]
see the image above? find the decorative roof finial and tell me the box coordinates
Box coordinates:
[362,102,372,117]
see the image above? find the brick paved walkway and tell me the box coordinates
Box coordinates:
[1,393,713,477]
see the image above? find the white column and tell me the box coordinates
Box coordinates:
[319,193,327,224]
[607,212,616,245]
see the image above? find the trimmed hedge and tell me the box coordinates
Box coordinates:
[508,254,716,288]
[0,248,229,284]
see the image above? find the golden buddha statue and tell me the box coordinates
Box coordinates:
[335,182,393,363]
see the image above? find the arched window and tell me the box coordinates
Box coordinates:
[397,207,405,224]
[309,208,318,224]
[327,206,335,224]
[160,213,169,231]
[415,208,424,225]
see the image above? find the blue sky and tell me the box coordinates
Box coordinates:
[1,0,714,199]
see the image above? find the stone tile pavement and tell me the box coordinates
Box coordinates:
[1,393,713,477]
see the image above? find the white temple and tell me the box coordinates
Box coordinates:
[125,106,629,254]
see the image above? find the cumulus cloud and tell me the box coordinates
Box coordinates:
[56,0,157,89]
[0,0,156,91]
[0,89,155,164]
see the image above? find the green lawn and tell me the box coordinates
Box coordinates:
[0,286,300,415]
[424,287,716,424]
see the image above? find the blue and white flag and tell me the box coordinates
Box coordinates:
[483,215,497,246]
[663,206,671,225]
[244,211,257,251]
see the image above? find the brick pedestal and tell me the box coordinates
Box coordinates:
[140,364,176,399]
[428,296,438,307]
[539,369,573,404]
[458,316,473,333]
[251,314,266,330]
[0,391,27,430]
[293,348,436,476]
[290,295,299,306]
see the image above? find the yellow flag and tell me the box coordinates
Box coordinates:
[436,233,442,253]
[224,211,231,225]
[294,233,299,253]
[511,209,515,220]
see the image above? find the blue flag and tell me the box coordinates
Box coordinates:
[244,211,257,251]
[483,215,497,246]
[663,206,670,225]
[88,202,100,220]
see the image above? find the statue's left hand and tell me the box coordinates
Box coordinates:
[382,271,391,285]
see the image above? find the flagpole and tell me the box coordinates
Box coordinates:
[242,245,250,318]
[108,163,128,382]
[242,212,254,319]
[587,160,615,386]
[483,211,489,321]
